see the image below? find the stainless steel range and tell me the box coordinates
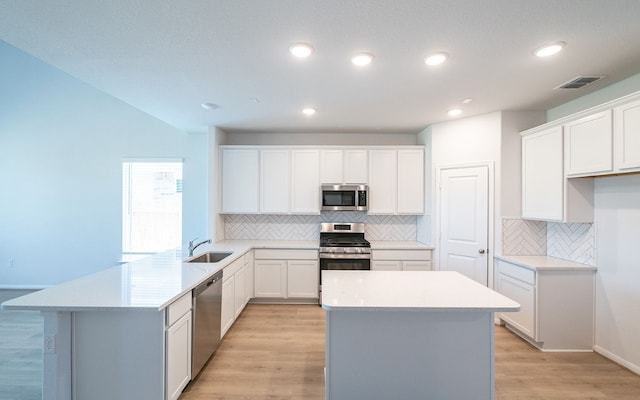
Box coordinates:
[319,222,371,301]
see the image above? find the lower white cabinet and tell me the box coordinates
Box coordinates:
[371,249,432,271]
[221,255,250,337]
[221,275,235,336]
[254,249,319,300]
[166,292,192,400]
[496,257,595,351]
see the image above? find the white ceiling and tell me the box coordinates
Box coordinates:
[2,0,640,134]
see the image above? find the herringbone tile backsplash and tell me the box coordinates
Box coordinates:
[502,218,595,266]
[223,213,417,241]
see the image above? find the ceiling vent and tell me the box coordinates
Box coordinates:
[555,76,605,89]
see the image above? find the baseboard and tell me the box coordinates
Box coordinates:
[0,285,51,290]
[594,345,640,375]
[249,298,319,305]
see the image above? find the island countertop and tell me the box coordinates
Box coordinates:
[321,270,520,312]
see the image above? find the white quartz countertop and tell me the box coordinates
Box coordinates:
[321,270,520,312]
[495,255,596,271]
[369,241,434,250]
[1,240,317,312]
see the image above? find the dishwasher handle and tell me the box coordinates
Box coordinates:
[194,271,223,296]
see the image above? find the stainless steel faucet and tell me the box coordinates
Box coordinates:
[188,238,212,256]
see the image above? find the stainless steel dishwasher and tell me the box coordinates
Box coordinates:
[191,270,223,378]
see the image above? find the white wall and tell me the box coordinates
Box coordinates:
[222,131,418,146]
[0,41,208,287]
[593,174,640,373]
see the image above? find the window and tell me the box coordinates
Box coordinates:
[122,160,183,255]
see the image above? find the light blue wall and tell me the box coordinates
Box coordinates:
[547,72,640,121]
[0,41,208,287]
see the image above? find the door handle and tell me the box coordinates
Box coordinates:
[478,249,486,254]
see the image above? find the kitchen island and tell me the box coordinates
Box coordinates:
[321,270,519,400]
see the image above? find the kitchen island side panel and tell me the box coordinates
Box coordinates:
[72,310,165,400]
[325,310,494,400]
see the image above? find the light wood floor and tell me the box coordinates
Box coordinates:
[183,303,640,400]
[2,299,640,400]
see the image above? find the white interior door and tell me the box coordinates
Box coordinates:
[439,166,489,286]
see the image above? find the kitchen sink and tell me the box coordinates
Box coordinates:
[187,251,232,263]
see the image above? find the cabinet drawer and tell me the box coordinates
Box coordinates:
[254,249,318,260]
[497,260,535,285]
[167,292,192,326]
[372,249,431,261]
[223,257,244,280]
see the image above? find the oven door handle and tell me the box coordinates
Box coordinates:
[319,253,371,260]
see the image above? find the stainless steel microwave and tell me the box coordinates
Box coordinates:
[321,184,368,211]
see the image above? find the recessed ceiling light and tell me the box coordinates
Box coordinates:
[302,107,316,116]
[462,98,473,104]
[351,52,374,66]
[289,42,314,58]
[424,52,448,66]
[448,108,462,117]
[201,102,220,110]
[534,42,565,57]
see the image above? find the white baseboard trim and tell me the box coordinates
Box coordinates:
[0,284,51,290]
[594,345,640,375]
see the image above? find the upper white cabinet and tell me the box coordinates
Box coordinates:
[221,148,259,213]
[614,98,640,172]
[291,150,320,213]
[369,148,425,215]
[221,147,320,215]
[260,149,290,213]
[564,110,613,176]
[521,126,593,222]
[320,149,368,184]
[397,149,425,214]
[522,127,563,220]
[368,150,397,214]
[221,146,423,215]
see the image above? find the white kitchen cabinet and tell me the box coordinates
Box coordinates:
[260,149,290,213]
[371,249,432,271]
[254,249,318,300]
[344,149,368,183]
[320,149,368,184]
[287,260,319,298]
[564,110,613,176]
[371,260,402,271]
[245,250,254,303]
[614,98,640,172]
[368,150,397,214]
[165,292,192,400]
[496,257,595,351]
[397,149,425,214]
[233,265,246,318]
[521,126,593,222]
[368,148,425,215]
[221,148,259,213]
[221,275,235,337]
[221,256,250,337]
[497,268,535,337]
[290,150,320,213]
[254,259,287,298]
[522,126,563,220]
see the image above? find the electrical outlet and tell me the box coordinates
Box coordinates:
[7,259,13,268]
[44,334,56,354]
